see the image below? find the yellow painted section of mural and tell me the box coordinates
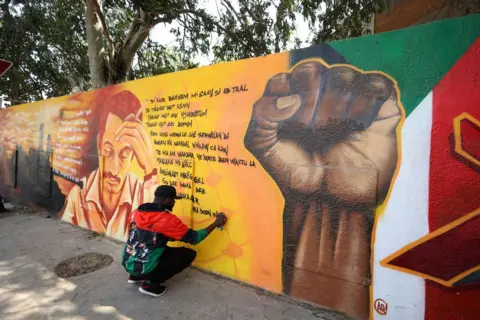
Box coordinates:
[0,47,406,320]
[0,53,289,293]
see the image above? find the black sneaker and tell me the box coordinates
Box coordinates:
[139,281,168,297]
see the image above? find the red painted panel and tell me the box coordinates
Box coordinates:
[388,214,479,282]
[426,38,480,320]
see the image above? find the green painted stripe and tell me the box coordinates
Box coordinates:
[331,15,480,117]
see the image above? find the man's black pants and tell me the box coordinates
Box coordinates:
[136,247,197,284]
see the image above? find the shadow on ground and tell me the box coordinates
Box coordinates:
[0,207,350,320]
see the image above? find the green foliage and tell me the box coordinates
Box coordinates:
[213,0,278,61]
[212,0,385,61]
[127,40,199,81]
[0,0,385,105]
[0,0,89,104]
[304,0,386,43]
[0,0,201,104]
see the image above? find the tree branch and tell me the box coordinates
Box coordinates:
[91,0,115,59]
[19,66,47,93]
[214,0,223,18]
[114,8,153,83]
[86,0,108,88]
[152,17,168,24]
[221,0,242,23]
[239,0,263,24]
[64,75,83,93]
[1,0,12,13]
[269,0,279,9]
[153,8,227,33]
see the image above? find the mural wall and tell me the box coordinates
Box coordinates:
[0,15,478,320]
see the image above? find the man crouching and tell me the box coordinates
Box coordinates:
[121,185,227,297]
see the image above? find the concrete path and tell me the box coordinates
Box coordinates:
[0,209,348,320]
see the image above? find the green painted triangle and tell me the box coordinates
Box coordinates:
[330,15,480,117]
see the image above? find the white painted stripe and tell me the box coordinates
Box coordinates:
[373,93,433,320]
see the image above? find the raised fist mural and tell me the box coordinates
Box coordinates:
[244,60,403,319]
[0,17,477,320]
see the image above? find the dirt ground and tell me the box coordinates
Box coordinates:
[0,204,350,320]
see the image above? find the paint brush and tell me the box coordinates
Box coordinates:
[135,101,146,121]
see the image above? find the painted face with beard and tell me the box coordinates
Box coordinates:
[98,113,134,195]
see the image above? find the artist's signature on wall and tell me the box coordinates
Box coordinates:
[374,298,388,316]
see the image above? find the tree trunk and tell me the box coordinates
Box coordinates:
[9,66,22,106]
[2,0,21,105]
[108,9,153,85]
[85,1,154,87]
[86,0,109,88]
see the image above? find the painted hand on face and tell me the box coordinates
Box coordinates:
[244,61,402,205]
[115,114,155,175]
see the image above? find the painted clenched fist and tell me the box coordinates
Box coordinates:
[244,61,403,319]
[245,61,402,201]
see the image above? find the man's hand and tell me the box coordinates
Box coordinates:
[204,213,228,236]
[214,213,227,228]
[115,114,156,175]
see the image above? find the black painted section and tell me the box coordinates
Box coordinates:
[289,44,347,67]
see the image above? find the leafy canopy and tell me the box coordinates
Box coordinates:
[0,0,385,105]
